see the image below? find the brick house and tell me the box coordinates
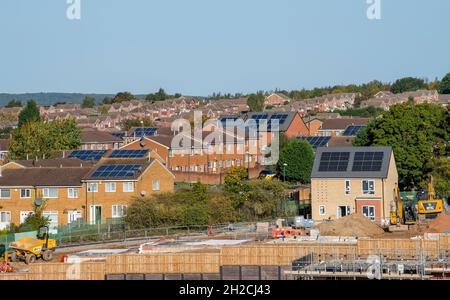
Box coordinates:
[317,118,371,137]
[80,129,124,150]
[311,147,398,225]
[0,155,174,228]
[265,93,292,107]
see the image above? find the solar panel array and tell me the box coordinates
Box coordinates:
[69,150,107,161]
[300,136,331,148]
[343,125,366,136]
[318,152,350,172]
[133,128,158,137]
[91,164,143,179]
[249,113,289,130]
[220,116,240,127]
[109,149,149,158]
[352,152,384,172]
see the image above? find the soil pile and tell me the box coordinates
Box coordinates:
[425,214,450,233]
[316,214,385,237]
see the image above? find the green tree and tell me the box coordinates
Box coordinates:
[354,103,449,189]
[278,140,315,183]
[82,96,96,108]
[247,93,265,112]
[113,92,135,103]
[5,99,22,108]
[390,77,427,94]
[18,100,40,127]
[432,157,450,201]
[10,119,81,160]
[100,107,108,115]
[146,88,168,102]
[19,200,50,232]
[439,72,450,94]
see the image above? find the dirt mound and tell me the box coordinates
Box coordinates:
[425,214,450,233]
[316,214,385,238]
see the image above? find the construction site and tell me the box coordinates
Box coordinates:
[0,213,448,281]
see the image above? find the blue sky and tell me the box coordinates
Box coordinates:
[0,0,449,96]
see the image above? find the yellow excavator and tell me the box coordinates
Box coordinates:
[390,183,416,226]
[416,176,444,221]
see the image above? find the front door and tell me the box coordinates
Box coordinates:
[337,206,350,218]
[90,205,102,224]
[68,211,82,224]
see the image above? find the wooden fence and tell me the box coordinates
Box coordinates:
[0,236,449,280]
[105,253,221,274]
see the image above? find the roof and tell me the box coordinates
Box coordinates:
[83,158,154,181]
[311,147,393,179]
[0,139,10,151]
[11,158,95,168]
[0,167,91,187]
[320,118,371,130]
[81,129,123,144]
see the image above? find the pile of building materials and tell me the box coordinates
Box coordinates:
[316,214,385,238]
[425,214,450,233]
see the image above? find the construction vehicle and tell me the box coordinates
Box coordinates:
[9,226,56,264]
[416,176,444,221]
[390,183,415,226]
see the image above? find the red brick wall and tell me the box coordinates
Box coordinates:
[173,166,265,185]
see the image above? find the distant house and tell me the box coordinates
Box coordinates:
[80,129,124,150]
[265,93,291,107]
[311,147,398,225]
[317,118,371,137]
[438,94,450,107]
[0,139,10,163]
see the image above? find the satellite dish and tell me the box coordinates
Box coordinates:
[34,198,43,207]
[140,190,147,197]
[140,137,146,148]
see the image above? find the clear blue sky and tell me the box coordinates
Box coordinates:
[0,0,449,96]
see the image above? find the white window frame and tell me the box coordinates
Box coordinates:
[152,180,160,191]
[362,205,376,221]
[43,211,58,230]
[123,182,134,193]
[345,180,351,195]
[67,188,79,199]
[112,205,127,218]
[319,205,326,216]
[20,211,34,224]
[87,183,98,193]
[105,182,116,193]
[362,180,375,195]
[20,189,32,199]
[0,211,11,223]
[337,205,351,218]
[43,188,58,199]
[0,189,11,199]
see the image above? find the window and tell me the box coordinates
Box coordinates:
[362,206,376,221]
[152,180,160,191]
[105,182,116,193]
[226,144,233,153]
[199,165,204,172]
[0,189,10,199]
[87,183,98,193]
[362,180,375,195]
[236,160,241,167]
[0,212,11,223]
[68,188,79,199]
[226,160,231,167]
[43,211,58,231]
[319,205,326,215]
[189,165,195,172]
[43,188,58,198]
[82,144,87,150]
[20,189,31,199]
[345,180,351,195]
[169,150,174,158]
[123,182,134,192]
[112,205,127,218]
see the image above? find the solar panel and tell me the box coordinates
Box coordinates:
[109,149,149,158]
[69,150,107,161]
[299,136,331,148]
[91,164,143,179]
[342,125,366,136]
[352,151,384,172]
[318,152,350,172]
[133,128,158,137]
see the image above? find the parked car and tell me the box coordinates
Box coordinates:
[258,169,277,180]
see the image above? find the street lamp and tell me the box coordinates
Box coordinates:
[246,151,250,180]
[283,163,288,182]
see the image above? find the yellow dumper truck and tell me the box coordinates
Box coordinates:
[9,226,57,264]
